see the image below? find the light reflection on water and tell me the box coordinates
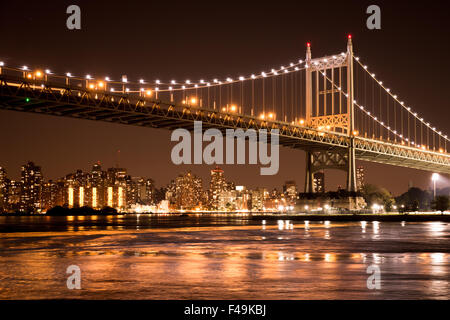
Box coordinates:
[0,215,448,300]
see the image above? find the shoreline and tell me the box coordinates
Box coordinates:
[1,212,449,222]
[248,213,450,222]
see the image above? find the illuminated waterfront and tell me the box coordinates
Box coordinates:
[0,215,448,299]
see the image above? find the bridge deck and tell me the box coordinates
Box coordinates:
[1,74,449,174]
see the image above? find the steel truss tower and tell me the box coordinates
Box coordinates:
[304,37,357,193]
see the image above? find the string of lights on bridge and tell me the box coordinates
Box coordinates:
[0,48,448,154]
[316,51,448,153]
[0,59,307,94]
[319,65,447,153]
[317,69,411,145]
[354,56,449,144]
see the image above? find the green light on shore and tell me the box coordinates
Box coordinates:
[25,98,30,102]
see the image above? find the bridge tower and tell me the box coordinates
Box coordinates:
[304,36,357,193]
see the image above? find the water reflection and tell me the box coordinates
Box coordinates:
[361,221,367,233]
[372,221,380,235]
[428,222,446,236]
[0,216,448,299]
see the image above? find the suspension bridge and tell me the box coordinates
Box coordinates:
[0,36,449,193]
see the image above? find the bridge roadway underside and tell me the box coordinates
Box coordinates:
[0,75,449,174]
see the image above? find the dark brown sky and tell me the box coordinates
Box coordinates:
[1,0,449,195]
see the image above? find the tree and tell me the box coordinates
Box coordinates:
[395,187,432,210]
[361,184,395,211]
[100,206,118,215]
[384,198,395,212]
[431,196,449,213]
[46,205,70,216]
[410,200,419,212]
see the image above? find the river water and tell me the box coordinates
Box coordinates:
[0,214,448,299]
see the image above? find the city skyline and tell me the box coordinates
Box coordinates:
[1,1,449,197]
[0,154,443,196]
[0,0,449,304]
[2,158,448,215]
[0,160,303,213]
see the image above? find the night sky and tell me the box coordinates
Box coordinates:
[0,0,449,195]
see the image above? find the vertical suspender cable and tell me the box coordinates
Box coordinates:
[273,77,276,116]
[401,106,404,142]
[339,67,342,114]
[407,111,410,146]
[315,71,319,116]
[240,81,243,114]
[371,79,374,138]
[394,101,397,142]
[262,78,265,115]
[379,82,382,139]
[299,70,301,121]
[323,69,327,116]
[251,79,254,116]
[331,67,335,116]
[289,73,294,121]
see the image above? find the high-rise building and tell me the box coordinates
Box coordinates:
[41,180,58,211]
[20,162,43,212]
[64,172,76,207]
[127,177,139,206]
[172,171,203,209]
[103,167,127,210]
[313,171,325,193]
[106,167,126,185]
[356,166,365,191]
[7,180,21,212]
[145,178,154,204]
[165,180,176,205]
[209,166,226,210]
[250,188,265,211]
[8,180,22,211]
[125,176,153,208]
[88,162,106,208]
[0,167,9,212]
[270,188,281,199]
[218,190,237,211]
[235,186,250,211]
[64,170,87,208]
[283,180,298,205]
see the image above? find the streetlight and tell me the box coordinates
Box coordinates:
[431,173,440,199]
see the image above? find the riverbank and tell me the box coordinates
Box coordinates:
[247,213,450,222]
[1,212,449,222]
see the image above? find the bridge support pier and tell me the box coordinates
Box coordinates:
[302,35,359,194]
[347,140,357,193]
[303,147,358,193]
[346,36,357,193]
[303,149,352,193]
[304,151,314,193]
